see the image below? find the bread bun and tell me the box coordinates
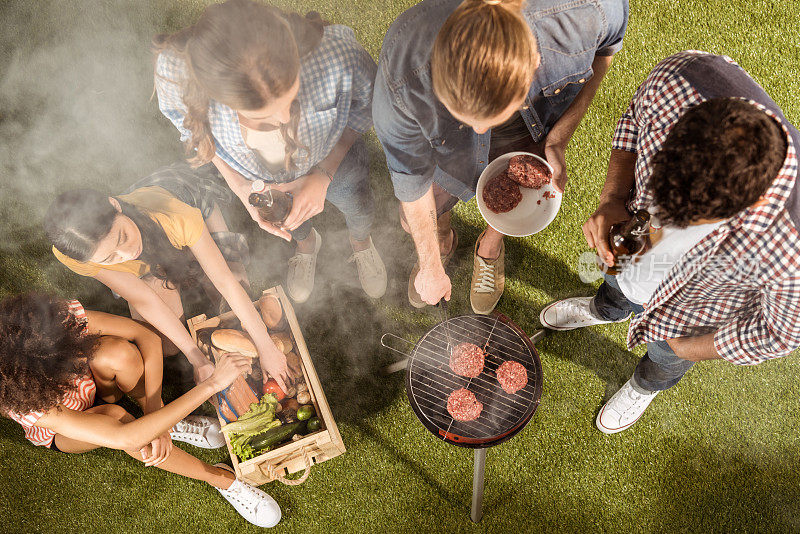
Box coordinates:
[270,332,293,354]
[286,351,302,377]
[211,329,258,358]
[259,294,286,330]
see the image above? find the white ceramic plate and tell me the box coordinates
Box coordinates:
[476,151,562,237]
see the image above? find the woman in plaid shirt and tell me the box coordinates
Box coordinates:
[153,0,386,303]
[540,51,800,434]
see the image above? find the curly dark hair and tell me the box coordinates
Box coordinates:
[45,189,203,289]
[650,98,787,228]
[0,294,97,415]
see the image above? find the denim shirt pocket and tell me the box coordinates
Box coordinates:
[541,67,594,106]
[427,113,462,155]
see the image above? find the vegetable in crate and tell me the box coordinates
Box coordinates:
[306,417,322,433]
[282,399,300,412]
[296,405,315,421]
[263,379,286,400]
[296,390,311,405]
[248,421,306,452]
[225,394,284,461]
[221,393,279,435]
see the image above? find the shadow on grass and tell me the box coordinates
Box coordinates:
[655,441,800,532]
[353,419,466,510]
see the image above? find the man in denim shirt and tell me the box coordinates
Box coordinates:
[374,0,628,312]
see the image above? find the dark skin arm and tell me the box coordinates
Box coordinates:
[85,310,164,414]
[36,353,252,452]
[666,333,723,362]
[582,148,637,266]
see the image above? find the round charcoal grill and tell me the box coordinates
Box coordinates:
[383,310,543,522]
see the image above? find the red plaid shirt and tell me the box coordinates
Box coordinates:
[611,51,800,365]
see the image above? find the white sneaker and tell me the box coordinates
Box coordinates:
[539,297,629,331]
[287,228,322,303]
[214,464,282,528]
[170,415,225,449]
[348,236,387,298]
[596,378,659,434]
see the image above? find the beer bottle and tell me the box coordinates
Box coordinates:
[598,209,651,275]
[248,180,292,226]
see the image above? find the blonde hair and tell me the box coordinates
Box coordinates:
[431,0,538,120]
[153,0,324,170]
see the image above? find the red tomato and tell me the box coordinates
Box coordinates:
[263,379,286,401]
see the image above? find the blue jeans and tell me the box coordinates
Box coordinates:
[291,138,373,242]
[591,274,694,391]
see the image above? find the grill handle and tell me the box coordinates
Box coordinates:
[380,333,414,374]
[380,332,415,355]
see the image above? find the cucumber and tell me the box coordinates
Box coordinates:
[247,421,306,451]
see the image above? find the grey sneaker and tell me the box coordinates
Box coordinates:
[348,236,387,298]
[287,228,322,303]
[539,297,629,331]
[169,415,225,449]
[214,464,282,528]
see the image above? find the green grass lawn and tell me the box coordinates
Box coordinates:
[2,0,800,532]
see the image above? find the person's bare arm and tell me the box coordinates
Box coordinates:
[316,127,359,175]
[84,310,164,414]
[36,353,251,451]
[93,270,213,381]
[581,149,637,266]
[545,54,615,192]
[666,333,722,362]
[211,156,292,241]
[189,227,290,391]
[401,185,451,304]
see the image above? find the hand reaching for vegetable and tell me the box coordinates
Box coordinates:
[206,353,253,392]
[259,345,291,393]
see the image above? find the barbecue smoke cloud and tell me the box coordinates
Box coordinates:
[0,1,179,241]
[0,0,410,415]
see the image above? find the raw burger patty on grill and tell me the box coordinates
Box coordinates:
[449,342,485,378]
[447,388,483,422]
[507,154,551,189]
[482,171,522,213]
[496,360,528,394]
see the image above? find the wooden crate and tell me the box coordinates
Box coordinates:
[187,286,345,485]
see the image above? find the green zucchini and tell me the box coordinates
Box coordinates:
[247,421,306,451]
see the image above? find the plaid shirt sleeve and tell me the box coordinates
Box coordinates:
[714,274,800,364]
[154,51,192,142]
[611,100,639,152]
[346,45,377,134]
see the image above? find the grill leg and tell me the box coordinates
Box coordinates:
[471,448,487,523]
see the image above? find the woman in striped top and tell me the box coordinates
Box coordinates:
[0,294,283,528]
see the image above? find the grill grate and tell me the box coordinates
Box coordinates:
[406,314,541,447]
